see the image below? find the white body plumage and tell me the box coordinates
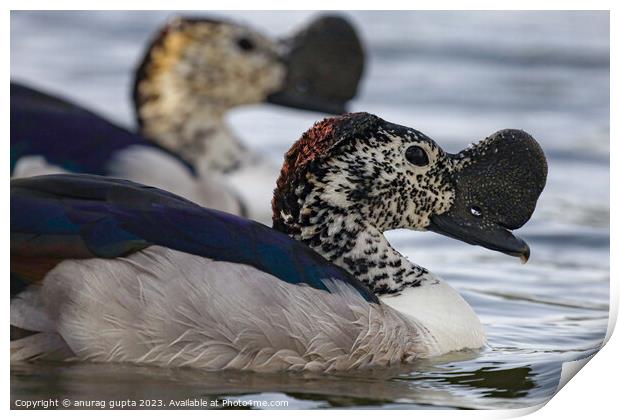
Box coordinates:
[12,146,244,216]
[11,246,484,371]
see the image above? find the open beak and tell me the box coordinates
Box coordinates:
[267,15,364,115]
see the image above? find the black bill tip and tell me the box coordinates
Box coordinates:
[519,243,530,264]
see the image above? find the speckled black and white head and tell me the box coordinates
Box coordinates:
[272,113,547,295]
[134,17,284,116]
[132,16,284,165]
[132,15,364,173]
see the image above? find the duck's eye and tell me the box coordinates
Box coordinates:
[405,146,429,166]
[237,37,255,52]
[470,206,483,218]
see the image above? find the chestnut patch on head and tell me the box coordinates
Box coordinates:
[272,112,382,234]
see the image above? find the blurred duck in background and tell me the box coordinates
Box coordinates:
[11,113,547,371]
[11,15,364,222]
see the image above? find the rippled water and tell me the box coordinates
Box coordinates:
[10,11,610,409]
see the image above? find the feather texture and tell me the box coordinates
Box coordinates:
[11,174,377,303]
[11,82,245,215]
[11,247,436,371]
[10,82,194,176]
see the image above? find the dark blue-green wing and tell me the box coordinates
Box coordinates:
[11,174,378,303]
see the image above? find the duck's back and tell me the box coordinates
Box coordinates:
[10,82,194,177]
[10,82,246,213]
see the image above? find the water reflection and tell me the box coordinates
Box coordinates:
[429,366,535,399]
[11,354,563,410]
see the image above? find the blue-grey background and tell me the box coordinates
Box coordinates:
[10,11,610,409]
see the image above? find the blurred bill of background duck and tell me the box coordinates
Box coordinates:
[11,14,365,223]
[11,113,547,371]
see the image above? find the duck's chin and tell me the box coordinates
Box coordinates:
[379,278,486,356]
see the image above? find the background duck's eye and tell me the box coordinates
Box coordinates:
[470,206,483,217]
[237,37,255,52]
[405,146,429,166]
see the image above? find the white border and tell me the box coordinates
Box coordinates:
[4,1,616,418]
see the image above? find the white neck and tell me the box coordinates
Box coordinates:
[380,280,486,354]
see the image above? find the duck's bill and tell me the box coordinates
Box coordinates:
[267,91,347,115]
[425,128,547,264]
[268,15,364,115]
[428,213,531,263]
